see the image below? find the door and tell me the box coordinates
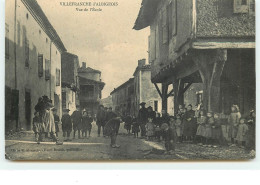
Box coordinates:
[25,90,31,130]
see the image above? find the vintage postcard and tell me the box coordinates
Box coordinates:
[5,0,255,161]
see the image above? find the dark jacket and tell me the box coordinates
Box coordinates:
[138,107,148,124]
[106,111,117,122]
[96,109,106,126]
[54,114,60,132]
[61,114,72,132]
[104,118,121,136]
[82,116,93,130]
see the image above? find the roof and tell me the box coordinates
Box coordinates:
[78,76,105,89]
[133,0,160,30]
[21,0,66,53]
[78,67,101,74]
[110,78,134,95]
[133,64,151,76]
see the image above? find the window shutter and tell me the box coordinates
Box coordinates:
[38,54,43,77]
[234,0,249,13]
[167,2,173,39]
[5,24,9,59]
[56,68,60,86]
[45,59,50,80]
[150,29,156,61]
[25,38,29,67]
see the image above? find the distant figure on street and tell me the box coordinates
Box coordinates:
[146,117,155,141]
[147,106,156,120]
[137,102,148,138]
[161,123,176,155]
[61,109,72,142]
[82,111,93,138]
[123,113,132,135]
[104,117,122,148]
[132,116,140,138]
[32,112,44,144]
[228,105,241,146]
[52,108,60,137]
[182,104,195,142]
[96,105,107,137]
[71,105,82,139]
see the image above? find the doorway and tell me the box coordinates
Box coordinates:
[25,89,31,130]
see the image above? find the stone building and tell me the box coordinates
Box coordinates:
[134,0,255,115]
[61,52,80,114]
[110,59,174,117]
[5,0,66,131]
[100,96,113,109]
[78,62,105,114]
[110,78,135,116]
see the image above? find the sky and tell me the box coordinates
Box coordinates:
[37,0,150,98]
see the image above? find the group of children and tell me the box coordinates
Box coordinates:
[123,104,255,154]
[61,107,94,141]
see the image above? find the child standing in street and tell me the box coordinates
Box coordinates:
[132,117,140,138]
[228,105,241,146]
[204,112,214,147]
[174,114,183,143]
[146,117,155,141]
[236,118,248,148]
[161,123,176,155]
[212,113,223,147]
[196,110,206,146]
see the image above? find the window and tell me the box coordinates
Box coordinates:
[81,85,94,98]
[38,54,43,77]
[26,13,29,19]
[25,38,29,67]
[62,91,66,109]
[5,23,9,59]
[249,0,255,15]
[56,68,60,86]
[45,59,50,80]
[154,100,158,112]
[234,0,249,13]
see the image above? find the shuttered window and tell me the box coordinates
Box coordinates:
[45,59,50,80]
[38,54,43,77]
[25,38,29,67]
[150,29,156,61]
[56,68,60,86]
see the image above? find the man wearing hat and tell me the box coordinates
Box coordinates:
[71,105,82,139]
[96,105,106,137]
[61,108,72,141]
[137,102,148,138]
[104,116,122,148]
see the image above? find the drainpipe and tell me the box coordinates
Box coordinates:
[14,0,17,89]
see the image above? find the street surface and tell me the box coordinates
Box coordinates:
[5,122,253,161]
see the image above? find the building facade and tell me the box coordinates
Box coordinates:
[110,78,135,116]
[5,0,66,131]
[100,96,113,109]
[134,0,255,115]
[61,52,80,114]
[78,62,105,114]
[110,59,174,117]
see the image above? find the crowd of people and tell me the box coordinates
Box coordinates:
[32,96,255,155]
[121,102,255,155]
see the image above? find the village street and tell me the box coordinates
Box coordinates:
[5,122,253,161]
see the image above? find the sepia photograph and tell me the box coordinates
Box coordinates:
[4,0,256,161]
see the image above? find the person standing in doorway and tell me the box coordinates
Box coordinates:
[137,102,148,138]
[71,105,82,139]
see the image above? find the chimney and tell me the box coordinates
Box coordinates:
[138,59,146,67]
[82,62,86,68]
